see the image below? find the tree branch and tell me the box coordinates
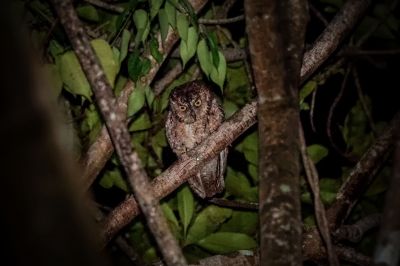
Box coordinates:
[333,213,381,243]
[300,125,338,266]
[301,0,371,82]
[51,1,187,265]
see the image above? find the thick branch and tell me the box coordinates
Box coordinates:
[102,0,372,244]
[51,1,186,265]
[300,0,371,81]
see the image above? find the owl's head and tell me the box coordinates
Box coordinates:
[169,81,214,124]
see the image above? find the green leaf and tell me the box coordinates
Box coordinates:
[161,203,181,239]
[133,9,149,44]
[300,81,317,104]
[225,168,256,202]
[150,38,163,64]
[48,40,64,59]
[222,100,239,119]
[58,51,91,99]
[165,0,176,28]
[219,211,258,235]
[158,9,170,43]
[248,163,258,183]
[177,12,189,41]
[119,29,131,63]
[210,51,226,91]
[306,144,328,164]
[207,33,220,67]
[186,206,232,245]
[128,85,146,116]
[91,39,120,86]
[129,112,152,131]
[196,38,213,77]
[340,98,373,157]
[150,0,164,19]
[235,131,258,165]
[76,4,100,22]
[145,85,155,107]
[177,185,195,237]
[197,232,257,253]
[114,75,128,97]
[99,169,129,192]
[127,51,143,81]
[179,27,198,67]
[133,9,148,29]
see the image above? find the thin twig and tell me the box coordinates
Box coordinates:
[115,236,145,265]
[199,15,244,24]
[342,48,400,56]
[352,66,377,135]
[299,123,339,266]
[335,246,373,266]
[326,65,352,161]
[51,1,187,265]
[84,0,124,13]
[309,2,329,26]
[208,198,259,210]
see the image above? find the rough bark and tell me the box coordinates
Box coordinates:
[244,0,308,265]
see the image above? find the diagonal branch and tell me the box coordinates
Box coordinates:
[301,0,371,82]
[103,100,257,242]
[101,0,372,244]
[50,1,187,265]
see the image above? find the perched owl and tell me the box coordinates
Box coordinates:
[165,81,227,198]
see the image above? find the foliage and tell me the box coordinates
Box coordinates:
[19,0,400,264]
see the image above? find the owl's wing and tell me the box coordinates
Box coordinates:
[165,112,186,155]
[188,148,228,198]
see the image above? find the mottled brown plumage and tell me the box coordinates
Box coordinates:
[165,81,227,198]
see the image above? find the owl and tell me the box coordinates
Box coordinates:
[165,81,227,198]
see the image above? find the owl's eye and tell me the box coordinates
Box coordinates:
[179,105,187,111]
[194,99,202,107]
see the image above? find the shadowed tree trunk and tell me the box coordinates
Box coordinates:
[245,0,308,265]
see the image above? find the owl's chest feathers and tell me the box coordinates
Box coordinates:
[177,119,208,151]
